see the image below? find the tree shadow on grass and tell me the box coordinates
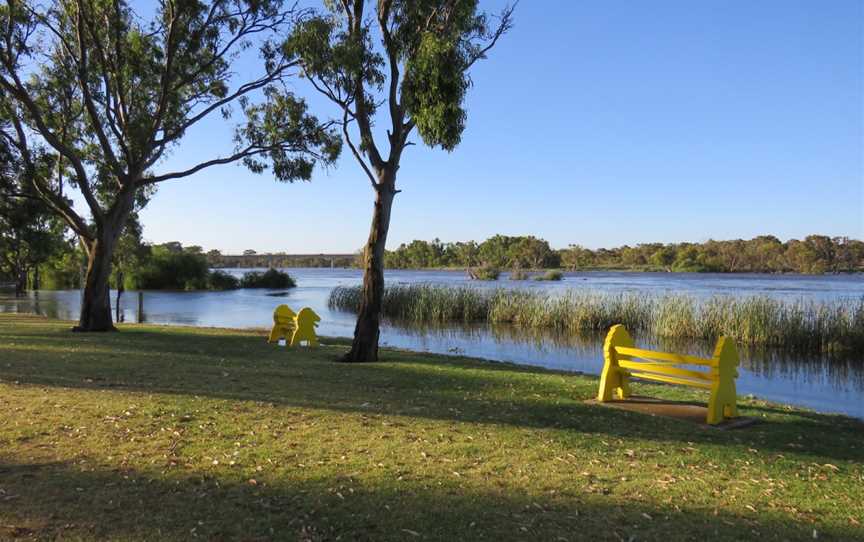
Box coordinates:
[1,320,863,463]
[0,459,855,542]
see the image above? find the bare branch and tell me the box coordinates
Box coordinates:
[142,136,332,186]
[350,0,384,171]
[342,108,377,189]
[377,0,405,165]
[464,4,516,71]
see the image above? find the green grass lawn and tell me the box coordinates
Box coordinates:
[0,314,862,541]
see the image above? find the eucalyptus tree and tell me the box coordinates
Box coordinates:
[286,0,514,361]
[0,0,341,331]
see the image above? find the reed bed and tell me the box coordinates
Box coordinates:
[328,284,864,353]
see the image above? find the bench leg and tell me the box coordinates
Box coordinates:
[707,337,740,424]
[597,325,633,401]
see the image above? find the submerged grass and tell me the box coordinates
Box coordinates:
[535,269,564,281]
[329,284,864,352]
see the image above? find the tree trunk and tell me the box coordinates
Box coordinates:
[74,187,137,331]
[343,181,396,362]
[14,265,26,297]
[75,233,118,332]
[115,270,124,323]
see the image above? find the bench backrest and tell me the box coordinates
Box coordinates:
[596,325,739,424]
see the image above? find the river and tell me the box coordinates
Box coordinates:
[1,269,862,419]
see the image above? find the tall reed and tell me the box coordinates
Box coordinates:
[328,284,864,353]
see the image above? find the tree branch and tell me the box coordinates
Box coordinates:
[141,138,327,186]
[464,4,515,70]
[350,0,384,171]
[342,108,377,190]
[73,1,125,181]
[150,62,297,152]
[7,112,92,239]
[0,69,102,223]
[377,0,404,164]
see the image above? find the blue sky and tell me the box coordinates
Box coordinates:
[136,0,863,253]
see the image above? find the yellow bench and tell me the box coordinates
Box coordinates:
[596,325,740,425]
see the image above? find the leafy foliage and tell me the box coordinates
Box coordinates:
[386,235,559,270]
[560,235,864,274]
[469,265,500,280]
[207,252,356,268]
[239,268,296,289]
[384,235,864,274]
[283,0,513,359]
[207,270,240,291]
[128,245,211,290]
[40,246,85,290]
[535,269,563,281]
[0,0,341,327]
[0,122,70,290]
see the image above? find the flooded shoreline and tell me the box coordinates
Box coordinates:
[2,269,862,419]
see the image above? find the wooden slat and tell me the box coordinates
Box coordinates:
[624,370,713,390]
[618,360,712,382]
[615,346,713,366]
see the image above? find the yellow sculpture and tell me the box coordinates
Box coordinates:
[596,324,739,425]
[290,307,321,347]
[268,304,296,344]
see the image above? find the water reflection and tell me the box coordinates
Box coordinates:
[1,268,863,419]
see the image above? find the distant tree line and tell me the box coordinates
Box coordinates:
[4,233,860,290]
[384,235,864,274]
[385,236,559,270]
[206,251,356,269]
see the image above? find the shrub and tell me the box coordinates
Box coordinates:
[130,248,210,290]
[41,251,84,289]
[535,270,563,281]
[470,265,500,281]
[208,270,240,290]
[240,268,296,289]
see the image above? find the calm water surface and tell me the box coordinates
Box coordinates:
[2,269,862,419]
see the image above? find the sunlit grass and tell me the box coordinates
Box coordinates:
[329,285,864,352]
[1,314,863,541]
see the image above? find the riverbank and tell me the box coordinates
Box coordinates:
[1,314,861,541]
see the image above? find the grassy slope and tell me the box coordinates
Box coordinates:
[0,314,861,542]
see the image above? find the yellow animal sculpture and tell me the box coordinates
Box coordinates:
[268,304,296,344]
[290,307,321,347]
